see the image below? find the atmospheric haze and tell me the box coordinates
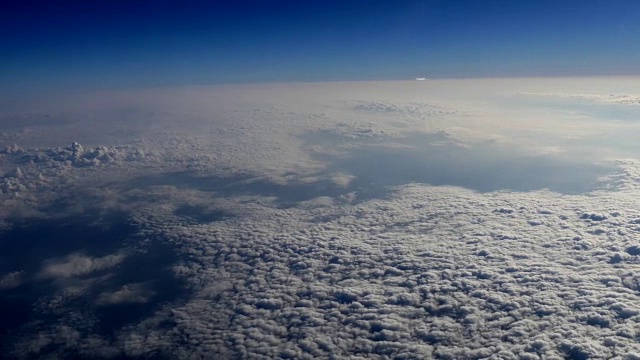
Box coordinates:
[3,78,640,358]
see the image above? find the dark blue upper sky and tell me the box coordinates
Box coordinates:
[2,0,640,94]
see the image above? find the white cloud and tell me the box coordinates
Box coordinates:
[0,271,24,289]
[4,78,640,358]
[38,253,125,280]
[75,173,640,359]
[96,283,154,306]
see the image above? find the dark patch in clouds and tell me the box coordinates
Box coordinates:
[130,172,360,207]
[0,213,187,358]
[315,132,617,194]
[0,212,133,276]
[173,205,230,223]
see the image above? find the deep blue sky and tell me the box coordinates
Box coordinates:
[2,0,640,93]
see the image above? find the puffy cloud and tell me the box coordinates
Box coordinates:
[96,283,154,306]
[61,175,636,359]
[38,253,125,280]
[4,79,640,359]
[0,271,24,290]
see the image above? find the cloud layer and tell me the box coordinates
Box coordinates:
[2,79,640,358]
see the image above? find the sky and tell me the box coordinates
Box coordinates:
[6,1,640,359]
[2,0,640,94]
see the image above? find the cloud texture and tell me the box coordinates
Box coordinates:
[2,78,640,359]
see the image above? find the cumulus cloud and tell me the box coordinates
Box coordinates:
[96,283,154,306]
[38,253,125,280]
[0,270,24,290]
[19,209,640,360]
[4,78,640,359]
[60,168,640,359]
